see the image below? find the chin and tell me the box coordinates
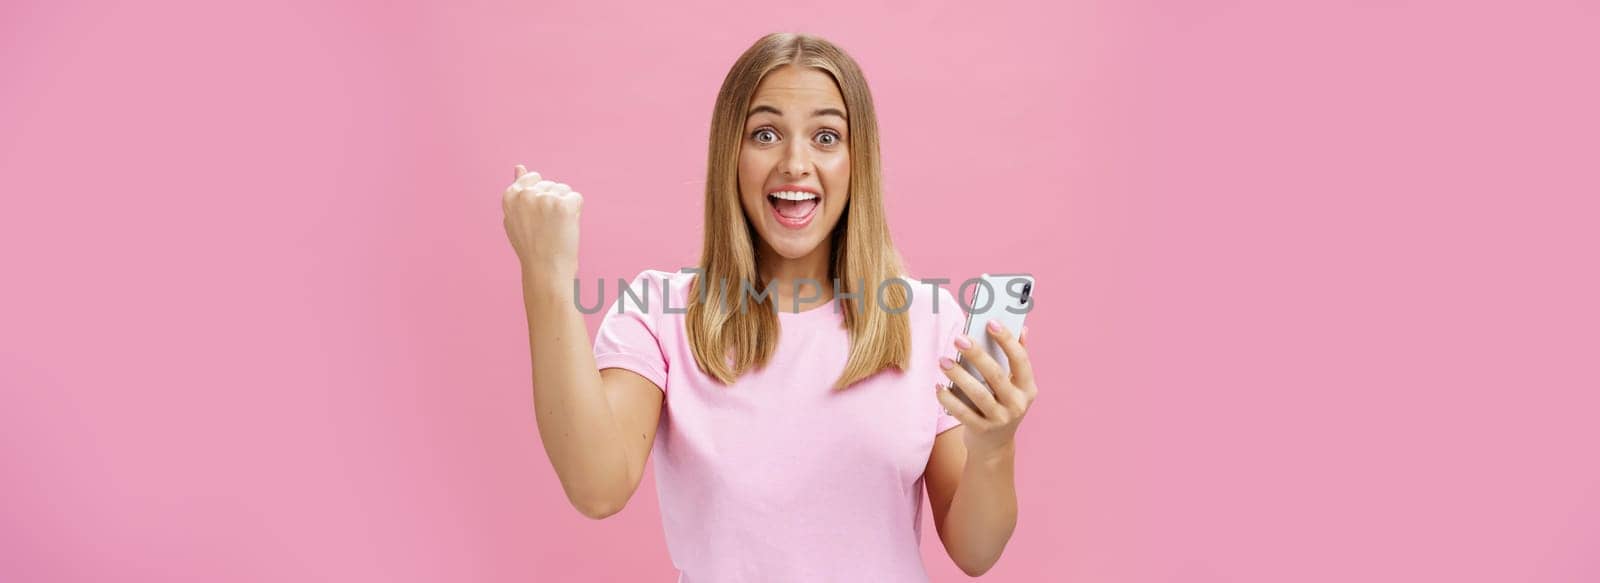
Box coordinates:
[766,237,825,259]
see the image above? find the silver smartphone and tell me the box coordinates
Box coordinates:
[949,273,1035,415]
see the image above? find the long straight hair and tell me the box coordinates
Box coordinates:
[686,32,912,391]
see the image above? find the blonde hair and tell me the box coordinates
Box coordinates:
[686,32,912,391]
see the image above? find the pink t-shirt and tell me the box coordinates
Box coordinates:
[591,269,966,583]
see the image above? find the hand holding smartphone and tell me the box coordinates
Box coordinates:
[948,273,1035,415]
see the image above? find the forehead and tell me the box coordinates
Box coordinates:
[750,65,845,109]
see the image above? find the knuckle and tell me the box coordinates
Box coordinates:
[975,386,995,403]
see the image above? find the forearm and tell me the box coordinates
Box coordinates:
[942,442,1019,576]
[523,270,632,515]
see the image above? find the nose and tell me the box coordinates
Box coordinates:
[780,141,811,178]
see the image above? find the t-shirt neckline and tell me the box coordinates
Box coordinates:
[776,296,840,319]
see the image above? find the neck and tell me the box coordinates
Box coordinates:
[756,236,835,313]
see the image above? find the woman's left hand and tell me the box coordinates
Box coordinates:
[937,322,1036,459]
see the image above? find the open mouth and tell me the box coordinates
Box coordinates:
[766,190,820,228]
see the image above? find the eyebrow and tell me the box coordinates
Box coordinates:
[747,104,847,121]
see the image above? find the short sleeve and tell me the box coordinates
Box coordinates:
[592,270,670,392]
[934,286,965,435]
[936,404,963,434]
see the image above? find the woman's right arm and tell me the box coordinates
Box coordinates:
[505,165,664,520]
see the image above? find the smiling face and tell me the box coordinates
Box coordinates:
[738,65,851,263]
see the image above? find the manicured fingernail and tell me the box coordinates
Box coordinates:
[954,335,972,350]
[939,357,955,370]
[988,320,1003,333]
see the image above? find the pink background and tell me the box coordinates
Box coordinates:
[3,0,1597,581]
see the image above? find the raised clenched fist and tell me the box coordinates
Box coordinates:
[502,164,583,281]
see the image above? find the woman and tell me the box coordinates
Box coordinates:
[502,32,1039,581]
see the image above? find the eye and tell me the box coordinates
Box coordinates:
[752,128,777,144]
[816,130,842,146]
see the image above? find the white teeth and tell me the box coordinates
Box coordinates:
[769,191,819,201]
